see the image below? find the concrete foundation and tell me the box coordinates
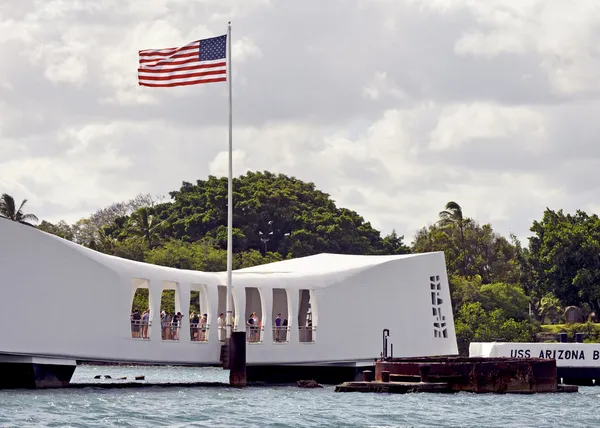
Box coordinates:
[371,356,562,394]
[0,355,76,389]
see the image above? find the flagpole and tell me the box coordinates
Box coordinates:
[225,21,234,340]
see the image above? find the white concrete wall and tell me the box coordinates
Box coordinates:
[0,218,458,366]
[471,342,600,368]
[243,252,458,364]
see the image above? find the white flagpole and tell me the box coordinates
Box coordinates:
[225,22,234,340]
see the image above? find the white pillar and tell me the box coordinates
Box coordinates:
[261,286,273,343]
[235,285,246,335]
[149,279,163,340]
[207,283,219,344]
[289,287,299,344]
[179,282,190,343]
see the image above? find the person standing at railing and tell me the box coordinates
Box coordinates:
[160,311,167,340]
[274,313,282,342]
[247,313,255,342]
[200,313,208,341]
[141,308,149,339]
[131,309,141,338]
[217,313,225,341]
[172,312,181,340]
[164,312,172,340]
[191,312,200,341]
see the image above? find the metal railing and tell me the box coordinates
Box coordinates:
[217,325,239,342]
[130,320,315,343]
[246,325,264,343]
[299,325,316,343]
[273,326,290,343]
[190,323,209,342]
[130,320,151,339]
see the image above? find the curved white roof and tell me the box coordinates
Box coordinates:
[0,217,429,281]
[236,253,421,274]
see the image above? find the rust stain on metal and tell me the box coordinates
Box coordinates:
[337,356,577,394]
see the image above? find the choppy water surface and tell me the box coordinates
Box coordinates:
[0,365,599,427]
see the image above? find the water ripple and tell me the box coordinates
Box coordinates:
[0,366,599,427]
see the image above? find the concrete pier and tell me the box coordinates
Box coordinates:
[336,356,578,394]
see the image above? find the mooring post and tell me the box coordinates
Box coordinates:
[382,329,390,360]
[229,331,247,387]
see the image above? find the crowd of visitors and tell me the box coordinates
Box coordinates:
[131,309,291,343]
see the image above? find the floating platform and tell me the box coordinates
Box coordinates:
[335,356,579,394]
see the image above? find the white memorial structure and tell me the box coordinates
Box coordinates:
[0,217,458,387]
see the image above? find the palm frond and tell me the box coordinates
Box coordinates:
[20,213,39,223]
[0,193,16,219]
[16,198,28,215]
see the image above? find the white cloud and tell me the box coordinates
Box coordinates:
[2,0,600,244]
[232,36,263,62]
[362,71,406,100]
[45,55,88,86]
[209,149,250,177]
[429,102,546,152]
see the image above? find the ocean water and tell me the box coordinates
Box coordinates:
[0,365,599,427]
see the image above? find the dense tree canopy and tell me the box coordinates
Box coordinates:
[36,171,409,271]
[527,209,600,312]
[106,171,410,259]
[412,219,519,285]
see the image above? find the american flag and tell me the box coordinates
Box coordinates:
[138,35,227,88]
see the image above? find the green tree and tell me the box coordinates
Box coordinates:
[538,293,563,324]
[478,282,529,321]
[528,209,600,312]
[438,201,469,275]
[144,240,222,271]
[123,207,164,249]
[144,240,283,272]
[449,275,529,320]
[455,302,538,355]
[113,171,403,258]
[413,221,518,284]
[379,229,411,255]
[0,193,38,226]
[38,220,74,240]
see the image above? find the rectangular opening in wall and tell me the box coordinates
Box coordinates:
[190,285,209,342]
[272,288,290,343]
[160,282,181,341]
[131,279,151,340]
[245,287,264,343]
[298,289,316,343]
[218,285,237,341]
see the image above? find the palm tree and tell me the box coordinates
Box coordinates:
[438,201,467,275]
[124,207,163,249]
[0,193,39,226]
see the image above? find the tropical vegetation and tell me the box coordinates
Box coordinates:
[0,193,38,226]
[4,170,600,354]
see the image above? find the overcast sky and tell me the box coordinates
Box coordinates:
[1,0,599,243]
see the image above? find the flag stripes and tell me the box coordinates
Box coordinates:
[138,36,227,88]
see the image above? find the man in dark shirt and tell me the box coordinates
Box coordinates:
[274,313,282,341]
